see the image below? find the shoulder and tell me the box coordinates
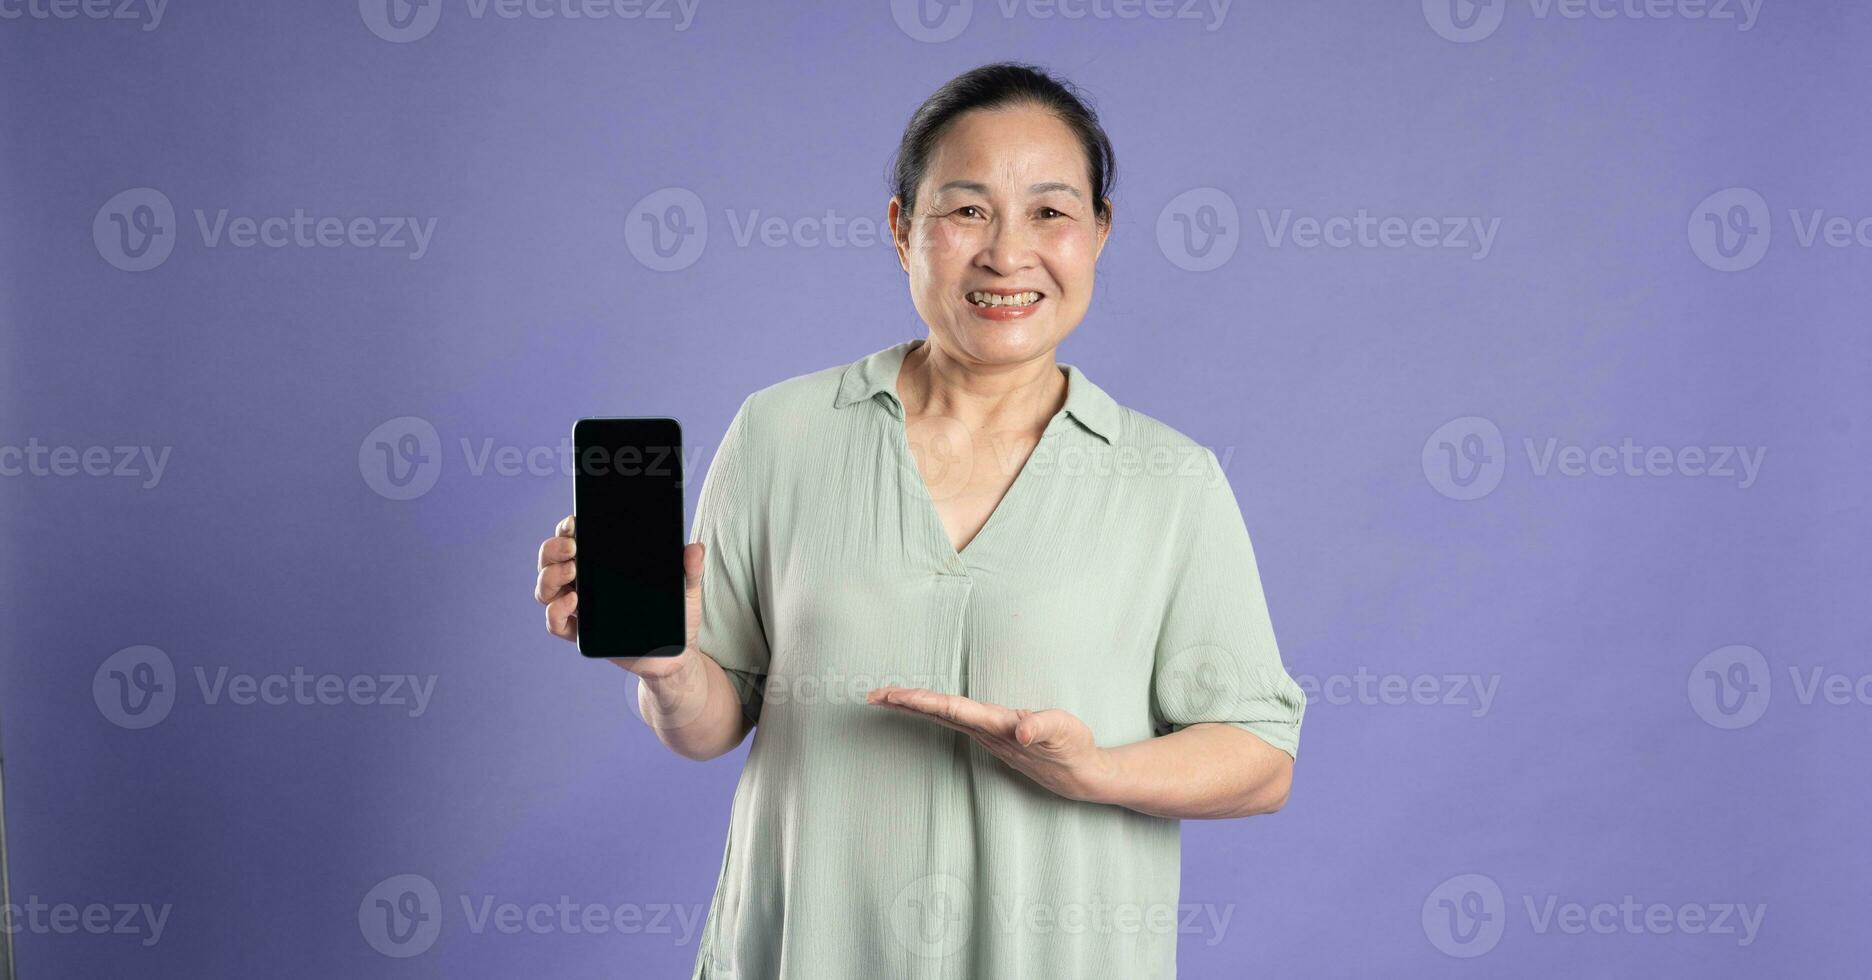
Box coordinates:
[729,360,848,445]
[1062,360,1216,465]
[1094,400,1229,498]
[1107,402,1210,455]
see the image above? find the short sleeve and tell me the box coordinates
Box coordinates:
[1148,448,1306,759]
[690,393,772,725]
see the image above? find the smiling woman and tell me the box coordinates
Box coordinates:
[887,61,1114,365]
[533,61,1306,980]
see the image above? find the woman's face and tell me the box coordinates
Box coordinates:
[892,103,1111,368]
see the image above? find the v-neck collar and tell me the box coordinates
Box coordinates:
[832,338,1120,445]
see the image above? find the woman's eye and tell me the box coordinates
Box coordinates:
[1038,207,1065,219]
[955,206,984,219]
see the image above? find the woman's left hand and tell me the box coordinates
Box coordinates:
[866,686,1113,804]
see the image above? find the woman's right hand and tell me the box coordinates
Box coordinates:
[536,514,751,757]
[535,514,705,680]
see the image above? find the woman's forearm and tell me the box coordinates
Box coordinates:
[633,648,754,761]
[1088,723,1293,820]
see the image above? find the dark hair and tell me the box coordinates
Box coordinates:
[890,62,1116,227]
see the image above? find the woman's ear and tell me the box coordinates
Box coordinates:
[1095,198,1115,260]
[888,197,911,274]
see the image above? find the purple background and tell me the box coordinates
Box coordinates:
[4,1,1869,976]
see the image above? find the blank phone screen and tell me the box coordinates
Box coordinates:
[572,418,685,659]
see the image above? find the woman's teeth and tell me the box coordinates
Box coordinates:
[968,291,1041,308]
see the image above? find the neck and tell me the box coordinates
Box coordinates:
[897,337,1067,435]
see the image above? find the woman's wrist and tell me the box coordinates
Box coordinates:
[635,649,705,715]
[1075,746,1128,807]
[617,644,700,681]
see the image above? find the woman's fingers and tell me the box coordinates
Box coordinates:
[870,689,1077,759]
[538,534,576,568]
[538,516,579,642]
[1013,709,1073,748]
[682,542,705,652]
[545,588,579,640]
[535,558,576,604]
[868,687,1018,738]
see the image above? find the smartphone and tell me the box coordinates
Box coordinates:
[571,417,685,659]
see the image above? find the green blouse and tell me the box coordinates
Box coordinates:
[687,338,1305,980]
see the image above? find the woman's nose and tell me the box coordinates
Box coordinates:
[977,217,1039,274]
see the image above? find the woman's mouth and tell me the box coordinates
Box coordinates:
[967,290,1042,308]
[966,290,1045,319]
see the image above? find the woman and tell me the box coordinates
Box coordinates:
[535,62,1306,980]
